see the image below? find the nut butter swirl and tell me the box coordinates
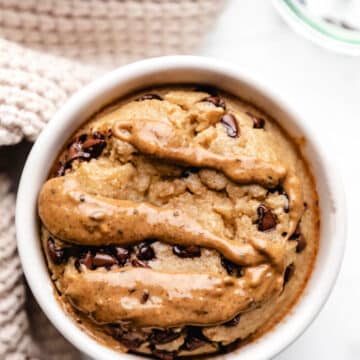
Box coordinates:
[39,176,283,267]
[63,265,283,328]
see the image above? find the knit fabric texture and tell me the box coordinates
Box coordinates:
[0,0,226,358]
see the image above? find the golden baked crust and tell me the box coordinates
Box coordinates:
[38,86,319,359]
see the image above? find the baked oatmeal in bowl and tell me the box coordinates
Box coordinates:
[16,56,345,360]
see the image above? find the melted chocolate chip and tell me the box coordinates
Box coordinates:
[47,237,66,265]
[173,244,201,258]
[79,251,93,269]
[181,167,200,178]
[67,141,90,163]
[137,241,155,261]
[221,256,243,277]
[151,348,177,360]
[194,85,219,96]
[220,339,242,354]
[295,234,307,253]
[289,224,307,253]
[284,196,290,213]
[53,161,68,177]
[183,327,208,351]
[131,258,149,268]
[257,204,278,231]
[224,314,241,327]
[284,263,295,285]
[81,137,106,158]
[202,96,226,109]
[112,327,147,350]
[136,93,163,101]
[113,246,130,265]
[92,253,117,268]
[78,133,88,142]
[183,336,207,351]
[246,111,265,129]
[268,184,284,194]
[149,329,181,344]
[220,114,239,138]
[65,132,106,168]
[141,290,149,304]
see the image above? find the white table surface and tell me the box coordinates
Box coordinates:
[200,1,360,359]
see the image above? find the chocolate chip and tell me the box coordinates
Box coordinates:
[151,348,177,360]
[47,237,66,265]
[136,93,163,101]
[194,85,218,96]
[295,234,307,253]
[67,141,90,163]
[268,184,284,194]
[137,242,155,261]
[149,329,181,345]
[79,251,93,269]
[183,336,207,351]
[220,339,242,354]
[78,133,88,142]
[183,327,208,351]
[221,256,243,277]
[246,111,265,129]
[284,195,290,213]
[65,132,106,166]
[289,224,307,253]
[224,314,241,327]
[202,96,226,109]
[220,114,239,138]
[81,137,106,158]
[173,245,201,258]
[92,253,117,268]
[257,204,278,231]
[141,290,149,304]
[113,246,130,265]
[131,258,149,268]
[53,161,68,177]
[181,167,200,178]
[112,328,147,350]
[284,263,295,284]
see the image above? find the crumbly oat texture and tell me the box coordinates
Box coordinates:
[0,2,226,358]
[38,87,319,360]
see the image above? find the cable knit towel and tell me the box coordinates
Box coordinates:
[0,1,226,358]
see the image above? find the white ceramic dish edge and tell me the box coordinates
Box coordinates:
[16,56,346,360]
[272,0,360,56]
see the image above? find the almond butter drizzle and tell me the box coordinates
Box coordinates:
[63,265,283,328]
[38,176,280,267]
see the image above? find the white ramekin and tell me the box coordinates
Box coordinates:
[16,56,346,360]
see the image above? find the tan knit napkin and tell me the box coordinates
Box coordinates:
[0,1,226,358]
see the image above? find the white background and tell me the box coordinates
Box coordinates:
[200,1,360,359]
